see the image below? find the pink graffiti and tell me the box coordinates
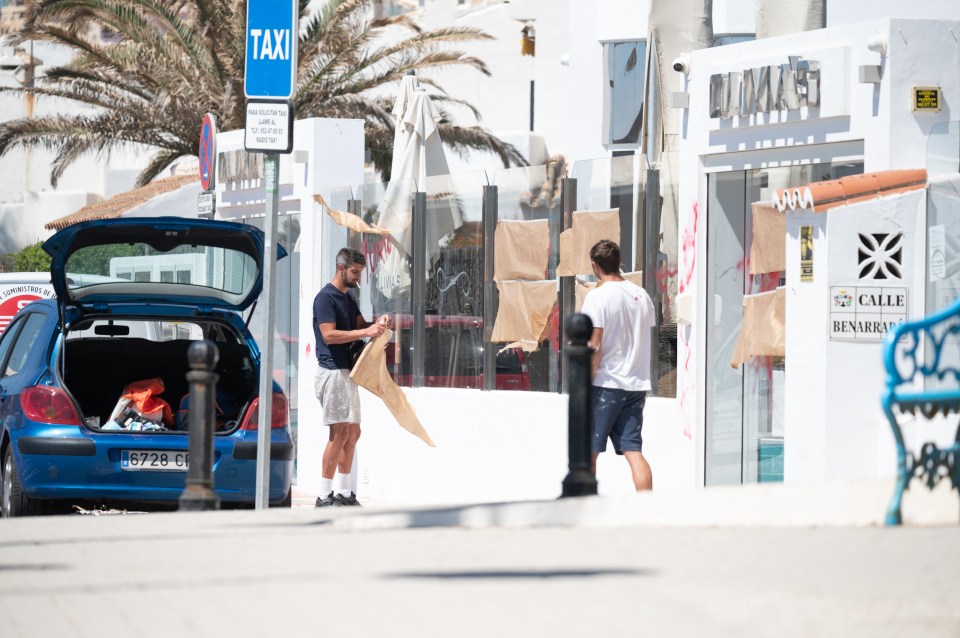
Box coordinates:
[361,236,396,283]
[655,265,677,293]
[678,202,699,294]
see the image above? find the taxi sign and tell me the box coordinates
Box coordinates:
[244,0,298,100]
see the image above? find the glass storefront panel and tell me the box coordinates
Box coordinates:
[492,164,557,392]
[569,155,674,396]
[705,161,863,486]
[924,176,960,396]
[412,171,489,389]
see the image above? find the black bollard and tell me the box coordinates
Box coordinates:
[561,313,599,497]
[179,340,221,511]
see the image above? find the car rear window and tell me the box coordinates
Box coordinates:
[64,242,258,305]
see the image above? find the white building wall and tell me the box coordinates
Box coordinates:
[678,18,960,486]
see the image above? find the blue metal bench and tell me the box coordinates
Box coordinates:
[882,296,960,525]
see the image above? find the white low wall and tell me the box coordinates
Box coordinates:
[297,386,693,506]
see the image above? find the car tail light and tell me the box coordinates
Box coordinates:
[20,386,82,425]
[239,392,289,430]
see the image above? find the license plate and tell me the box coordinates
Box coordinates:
[120,450,189,471]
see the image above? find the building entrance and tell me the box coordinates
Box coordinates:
[704,161,863,485]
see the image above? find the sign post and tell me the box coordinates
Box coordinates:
[245,0,298,510]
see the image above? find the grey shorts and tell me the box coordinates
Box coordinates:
[314,367,361,426]
[592,386,646,454]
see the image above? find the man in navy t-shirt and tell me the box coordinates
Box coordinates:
[313,247,389,507]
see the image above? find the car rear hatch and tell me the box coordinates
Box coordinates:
[42,216,286,315]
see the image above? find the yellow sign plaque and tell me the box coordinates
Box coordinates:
[912,86,941,112]
[800,225,813,282]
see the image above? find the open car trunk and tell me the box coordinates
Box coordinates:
[62,329,257,434]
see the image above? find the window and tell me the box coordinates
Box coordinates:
[0,317,23,376]
[4,313,46,378]
[603,40,646,148]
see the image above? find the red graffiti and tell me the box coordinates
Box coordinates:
[655,265,677,292]
[678,203,699,294]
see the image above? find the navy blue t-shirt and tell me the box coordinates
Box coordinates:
[313,283,361,370]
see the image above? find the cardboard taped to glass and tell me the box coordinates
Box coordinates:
[557,209,621,276]
[118,378,174,426]
[349,329,436,447]
[575,271,644,312]
[731,287,786,367]
[494,219,550,281]
[491,280,557,352]
[313,193,391,235]
[749,202,786,275]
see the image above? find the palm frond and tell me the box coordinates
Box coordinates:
[0,0,525,187]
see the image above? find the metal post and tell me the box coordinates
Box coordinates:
[644,168,661,396]
[561,313,598,497]
[559,177,577,394]
[179,341,221,511]
[347,198,362,252]
[411,191,427,388]
[255,153,279,509]
[482,184,498,391]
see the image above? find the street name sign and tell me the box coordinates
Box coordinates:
[244,0,298,100]
[244,101,294,153]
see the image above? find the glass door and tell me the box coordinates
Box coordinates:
[705,161,863,485]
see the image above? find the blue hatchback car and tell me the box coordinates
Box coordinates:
[0,217,294,516]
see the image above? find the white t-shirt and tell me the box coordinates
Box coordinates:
[581,279,656,391]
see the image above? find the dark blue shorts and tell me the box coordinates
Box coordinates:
[591,387,646,455]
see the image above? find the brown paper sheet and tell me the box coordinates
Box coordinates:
[313,194,391,236]
[494,219,550,281]
[557,209,621,276]
[574,271,644,312]
[350,329,436,447]
[749,202,786,274]
[731,287,786,367]
[490,280,557,348]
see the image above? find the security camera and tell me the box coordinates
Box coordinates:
[672,53,691,75]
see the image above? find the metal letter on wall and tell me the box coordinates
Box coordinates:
[709,74,723,118]
[742,68,758,115]
[756,66,773,113]
[776,59,800,111]
[721,71,741,118]
[797,60,820,107]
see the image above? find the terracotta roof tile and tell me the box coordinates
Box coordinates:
[44,174,199,231]
[774,169,927,213]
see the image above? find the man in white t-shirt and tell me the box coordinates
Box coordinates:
[580,240,657,491]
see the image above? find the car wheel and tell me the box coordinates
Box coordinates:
[2,447,42,517]
[270,488,292,508]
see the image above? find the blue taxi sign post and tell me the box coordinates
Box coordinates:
[245,0,298,510]
[244,0,298,100]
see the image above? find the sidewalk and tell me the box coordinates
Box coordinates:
[1,479,958,638]
[293,477,959,529]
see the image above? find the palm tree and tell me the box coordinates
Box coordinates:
[0,0,526,187]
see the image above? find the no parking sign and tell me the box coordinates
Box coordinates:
[199,113,217,192]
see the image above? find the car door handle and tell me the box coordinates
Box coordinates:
[0,389,6,403]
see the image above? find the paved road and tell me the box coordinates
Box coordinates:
[1,501,958,638]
